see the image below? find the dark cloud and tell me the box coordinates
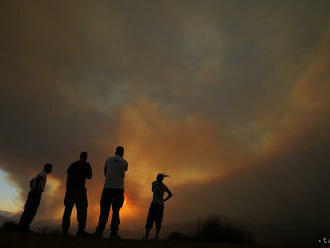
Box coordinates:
[167,28,330,224]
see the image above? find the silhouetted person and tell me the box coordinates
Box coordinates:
[143,173,172,240]
[95,146,128,239]
[19,163,53,232]
[62,152,92,237]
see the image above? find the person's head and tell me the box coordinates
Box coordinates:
[115,146,124,157]
[80,151,88,162]
[156,173,169,182]
[44,163,53,174]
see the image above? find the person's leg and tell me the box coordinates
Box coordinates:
[95,189,111,236]
[76,189,88,236]
[62,191,74,235]
[25,192,42,226]
[19,191,41,231]
[110,189,124,238]
[144,204,156,239]
[155,205,164,239]
[19,191,33,231]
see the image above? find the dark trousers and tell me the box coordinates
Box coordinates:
[145,203,164,231]
[96,188,124,234]
[62,188,88,232]
[19,190,42,230]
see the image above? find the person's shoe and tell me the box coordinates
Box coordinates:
[76,230,90,237]
[18,225,31,233]
[110,232,121,240]
[62,230,69,237]
[19,228,33,233]
[93,231,103,238]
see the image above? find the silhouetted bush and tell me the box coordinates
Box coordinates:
[1,221,18,231]
[193,216,254,244]
[168,216,254,244]
[167,231,190,241]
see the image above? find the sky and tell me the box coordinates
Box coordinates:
[0,169,21,212]
[0,0,330,231]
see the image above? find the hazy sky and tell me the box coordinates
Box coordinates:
[1,0,330,229]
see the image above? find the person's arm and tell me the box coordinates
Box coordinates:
[163,188,173,202]
[67,164,72,174]
[86,163,92,179]
[104,160,107,177]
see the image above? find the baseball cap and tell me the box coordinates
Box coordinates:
[157,173,170,180]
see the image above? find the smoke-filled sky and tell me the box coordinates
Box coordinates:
[1,0,330,229]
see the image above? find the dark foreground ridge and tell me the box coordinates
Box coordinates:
[0,230,307,248]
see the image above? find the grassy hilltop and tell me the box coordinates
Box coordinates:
[0,231,310,248]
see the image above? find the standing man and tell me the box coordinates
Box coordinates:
[62,152,92,237]
[143,173,172,240]
[95,146,128,239]
[19,163,53,232]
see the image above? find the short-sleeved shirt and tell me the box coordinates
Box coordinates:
[66,160,92,190]
[30,171,47,192]
[152,181,169,205]
[104,155,128,189]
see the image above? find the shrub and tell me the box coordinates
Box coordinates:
[193,216,254,244]
[167,232,190,241]
[2,221,19,231]
[168,216,254,244]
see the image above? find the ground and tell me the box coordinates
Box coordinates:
[0,231,308,248]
